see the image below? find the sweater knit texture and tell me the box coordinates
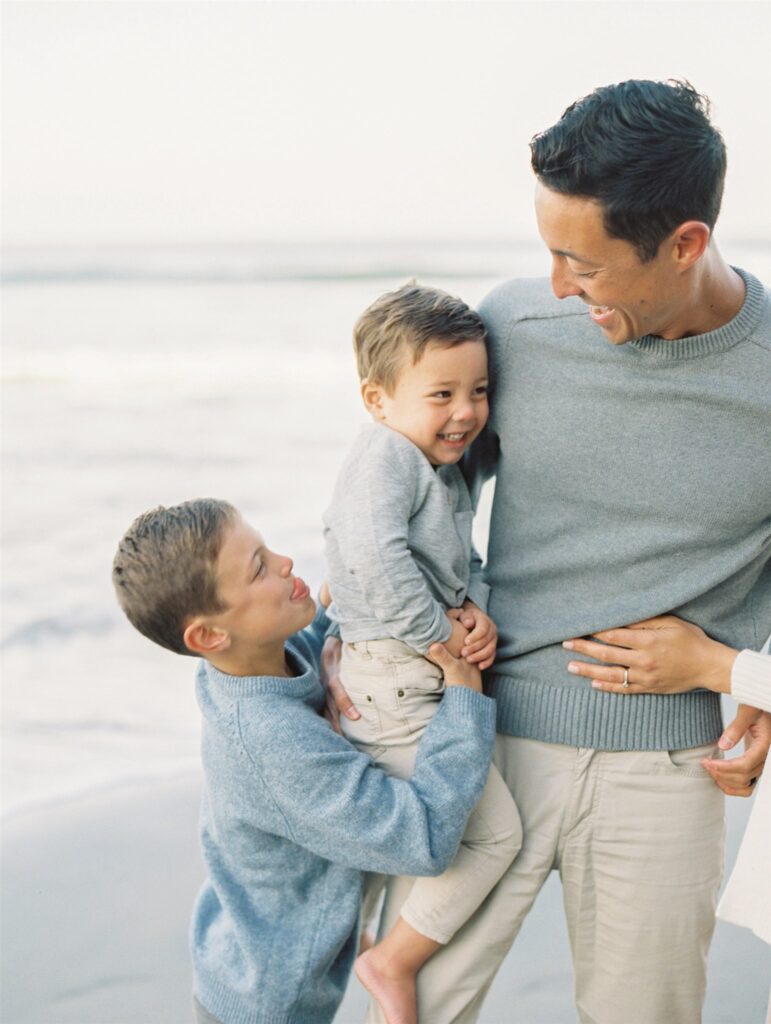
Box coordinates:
[192,604,496,1024]
[324,422,489,653]
[475,267,771,750]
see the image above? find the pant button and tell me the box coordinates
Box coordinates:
[397,689,405,697]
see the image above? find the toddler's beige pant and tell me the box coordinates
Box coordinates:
[365,734,725,1024]
[340,640,522,945]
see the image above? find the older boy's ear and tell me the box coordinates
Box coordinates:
[361,378,386,418]
[183,619,230,656]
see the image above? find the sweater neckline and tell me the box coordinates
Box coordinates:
[628,268,766,360]
[201,646,319,699]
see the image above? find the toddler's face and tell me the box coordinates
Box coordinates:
[370,339,489,466]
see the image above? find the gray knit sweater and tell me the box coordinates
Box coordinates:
[192,604,496,1024]
[324,423,489,653]
[474,268,771,750]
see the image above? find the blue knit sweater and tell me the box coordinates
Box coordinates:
[191,605,496,1024]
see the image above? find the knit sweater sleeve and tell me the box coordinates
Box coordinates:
[731,650,771,712]
[243,687,496,875]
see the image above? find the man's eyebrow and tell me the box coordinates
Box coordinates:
[552,247,599,266]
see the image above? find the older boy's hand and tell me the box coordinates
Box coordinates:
[450,600,498,671]
[320,637,360,733]
[427,642,483,693]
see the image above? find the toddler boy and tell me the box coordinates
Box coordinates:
[323,284,522,1024]
[112,498,497,1024]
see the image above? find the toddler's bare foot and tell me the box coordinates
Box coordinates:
[355,948,417,1024]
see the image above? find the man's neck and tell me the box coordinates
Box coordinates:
[671,248,745,339]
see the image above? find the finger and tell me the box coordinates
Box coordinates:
[427,642,453,667]
[327,676,361,720]
[446,608,463,621]
[568,661,632,685]
[718,706,762,750]
[561,638,636,665]
[462,629,494,654]
[703,757,765,789]
[460,612,476,629]
[465,639,496,666]
[477,653,495,671]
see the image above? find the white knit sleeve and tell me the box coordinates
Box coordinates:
[731,650,771,713]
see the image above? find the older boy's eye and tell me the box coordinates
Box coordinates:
[253,563,265,580]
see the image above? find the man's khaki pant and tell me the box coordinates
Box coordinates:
[367,735,725,1024]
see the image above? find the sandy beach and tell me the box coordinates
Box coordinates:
[2,765,769,1024]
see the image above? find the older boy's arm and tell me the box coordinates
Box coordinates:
[251,659,496,876]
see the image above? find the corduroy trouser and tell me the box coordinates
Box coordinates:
[366,734,725,1024]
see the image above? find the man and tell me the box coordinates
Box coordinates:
[327,80,771,1024]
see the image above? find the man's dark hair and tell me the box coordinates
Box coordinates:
[112,498,238,656]
[530,79,727,261]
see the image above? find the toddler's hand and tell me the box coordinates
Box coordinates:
[444,615,471,659]
[457,601,498,671]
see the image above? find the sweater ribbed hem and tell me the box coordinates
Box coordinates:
[489,675,723,751]
[732,650,771,712]
[194,980,337,1024]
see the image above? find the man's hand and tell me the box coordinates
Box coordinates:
[448,600,498,670]
[320,636,360,734]
[702,706,770,797]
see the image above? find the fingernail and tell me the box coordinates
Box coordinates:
[563,641,574,650]
[346,709,361,720]
[591,681,602,689]
[461,648,468,657]
[718,735,734,750]
[567,662,578,673]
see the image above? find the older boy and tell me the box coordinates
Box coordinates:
[112,498,498,1024]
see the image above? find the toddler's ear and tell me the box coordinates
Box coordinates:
[183,619,230,656]
[360,378,386,419]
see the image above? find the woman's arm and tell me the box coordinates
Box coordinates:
[563,615,771,797]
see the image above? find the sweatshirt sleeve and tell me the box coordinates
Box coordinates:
[731,650,771,712]
[243,687,497,876]
[329,435,452,652]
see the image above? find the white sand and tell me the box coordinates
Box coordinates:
[2,772,768,1024]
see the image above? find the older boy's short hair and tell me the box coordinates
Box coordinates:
[354,282,486,392]
[112,498,238,656]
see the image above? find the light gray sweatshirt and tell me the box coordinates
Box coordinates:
[324,423,489,653]
[473,268,771,751]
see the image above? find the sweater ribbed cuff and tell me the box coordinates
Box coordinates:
[731,650,771,713]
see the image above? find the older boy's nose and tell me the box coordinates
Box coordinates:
[279,555,293,576]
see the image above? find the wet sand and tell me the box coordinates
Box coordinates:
[2,771,769,1024]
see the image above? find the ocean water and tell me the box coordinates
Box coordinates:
[2,240,770,816]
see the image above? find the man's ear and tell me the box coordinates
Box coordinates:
[183,618,230,656]
[667,221,711,271]
[361,377,387,419]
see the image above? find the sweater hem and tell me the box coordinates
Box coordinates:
[489,674,723,751]
[194,980,337,1024]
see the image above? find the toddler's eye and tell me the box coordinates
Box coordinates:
[474,385,489,397]
[431,391,451,399]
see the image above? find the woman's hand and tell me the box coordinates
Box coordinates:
[563,615,738,695]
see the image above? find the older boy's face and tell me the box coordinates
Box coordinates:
[213,518,315,648]
[374,339,489,466]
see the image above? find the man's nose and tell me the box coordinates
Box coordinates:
[550,257,583,300]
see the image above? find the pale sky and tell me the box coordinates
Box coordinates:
[2,0,770,246]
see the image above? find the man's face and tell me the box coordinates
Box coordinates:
[534,182,683,345]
